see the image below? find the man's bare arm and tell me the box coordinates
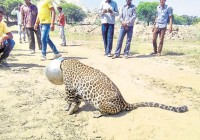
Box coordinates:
[169,16,173,33]
[50,7,56,31]
[34,15,40,30]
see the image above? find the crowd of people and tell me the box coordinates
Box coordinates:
[100,0,173,59]
[0,0,173,67]
[0,0,66,67]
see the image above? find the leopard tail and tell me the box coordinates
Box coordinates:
[125,102,188,113]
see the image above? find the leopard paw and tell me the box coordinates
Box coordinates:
[64,103,71,111]
[68,102,79,115]
[92,111,106,118]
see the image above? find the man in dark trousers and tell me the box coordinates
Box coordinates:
[0,9,15,67]
[99,0,119,57]
[21,0,42,54]
[151,0,173,56]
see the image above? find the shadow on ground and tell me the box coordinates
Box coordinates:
[9,63,45,68]
[62,57,88,60]
[163,51,185,56]
[75,103,129,118]
[12,53,36,57]
[67,44,83,47]
[135,54,156,58]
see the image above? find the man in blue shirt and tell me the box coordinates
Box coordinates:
[99,0,119,57]
[151,0,173,56]
[112,0,136,59]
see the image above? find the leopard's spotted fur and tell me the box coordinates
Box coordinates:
[61,59,188,118]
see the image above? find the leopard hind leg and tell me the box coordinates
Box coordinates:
[93,101,122,118]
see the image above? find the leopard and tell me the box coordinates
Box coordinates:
[60,59,188,118]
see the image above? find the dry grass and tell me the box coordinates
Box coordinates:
[11,24,200,70]
[64,31,200,69]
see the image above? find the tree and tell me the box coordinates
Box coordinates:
[0,0,23,22]
[173,15,200,25]
[182,15,200,25]
[60,3,87,23]
[173,15,187,25]
[30,0,38,5]
[137,2,159,26]
[191,17,200,25]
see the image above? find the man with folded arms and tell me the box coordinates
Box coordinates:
[99,0,119,57]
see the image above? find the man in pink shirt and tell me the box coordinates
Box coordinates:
[21,0,42,54]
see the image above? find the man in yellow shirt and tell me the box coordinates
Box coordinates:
[34,0,61,60]
[0,9,15,67]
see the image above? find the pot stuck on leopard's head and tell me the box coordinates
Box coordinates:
[45,57,65,85]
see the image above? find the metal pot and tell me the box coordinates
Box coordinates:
[45,57,64,85]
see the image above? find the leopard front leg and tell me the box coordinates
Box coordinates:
[64,96,72,111]
[63,74,76,110]
[64,89,82,115]
[63,71,82,115]
[64,89,76,111]
[68,98,81,115]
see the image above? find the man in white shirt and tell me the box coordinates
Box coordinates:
[99,0,119,57]
[11,4,26,43]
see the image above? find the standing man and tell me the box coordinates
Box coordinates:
[57,6,67,46]
[0,9,15,67]
[34,0,61,60]
[11,4,26,43]
[21,0,42,54]
[99,0,119,57]
[151,0,173,56]
[112,0,136,59]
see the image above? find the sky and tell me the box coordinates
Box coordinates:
[79,0,200,17]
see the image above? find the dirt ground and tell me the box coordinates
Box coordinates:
[1,33,200,140]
